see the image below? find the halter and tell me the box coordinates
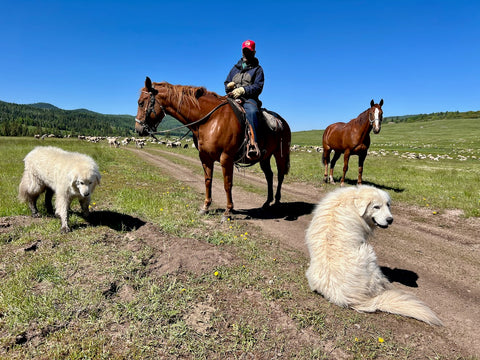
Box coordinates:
[368,109,376,125]
[368,108,382,125]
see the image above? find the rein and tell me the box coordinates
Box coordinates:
[138,92,229,138]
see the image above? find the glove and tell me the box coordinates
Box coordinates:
[226,81,236,90]
[231,87,245,99]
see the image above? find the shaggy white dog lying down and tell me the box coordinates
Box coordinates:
[19,146,101,232]
[305,185,442,326]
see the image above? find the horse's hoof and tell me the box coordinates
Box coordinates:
[198,208,208,216]
[262,201,272,209]
[221,214,231,223]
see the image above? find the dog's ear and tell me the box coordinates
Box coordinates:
[68,171,77,188]
[354,197,370,216]
[95,174,101,186]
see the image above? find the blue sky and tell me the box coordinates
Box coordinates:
[1,0,479,131]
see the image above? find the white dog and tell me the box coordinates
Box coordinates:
[19,146,101,232]
[305,185,442,326]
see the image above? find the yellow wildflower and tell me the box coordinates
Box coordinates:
[378,337,384,343]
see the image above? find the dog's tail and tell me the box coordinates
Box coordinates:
[353,289,443,326]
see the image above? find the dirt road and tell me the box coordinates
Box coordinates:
[133,148,480,357]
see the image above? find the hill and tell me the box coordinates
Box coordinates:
[2,99,479,139]
[384,110,480,123]
[0,100,191,138]
[291,111,480,147]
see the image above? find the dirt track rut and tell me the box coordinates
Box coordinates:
[132,147,480,357]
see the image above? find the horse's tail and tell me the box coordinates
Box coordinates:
[322,127,331,166]
[281,118,291,175]
[284,144,290,175]
[322,148,330,166]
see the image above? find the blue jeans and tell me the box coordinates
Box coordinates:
[244,99,259,143]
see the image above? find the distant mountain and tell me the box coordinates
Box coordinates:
[29,102,61,110]
[0,100,191,137]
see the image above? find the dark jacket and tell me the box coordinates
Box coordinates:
[224,57,264,102]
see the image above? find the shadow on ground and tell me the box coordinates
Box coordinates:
[381,266,419,288]
[229,201,316,221]
[342,179,405,193]
[87,210,146,231]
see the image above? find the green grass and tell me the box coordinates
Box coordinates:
[290,117,480,217]
[145,117,480,217]
[0,135,476,359]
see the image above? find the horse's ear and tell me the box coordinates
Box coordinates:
[195,87,205,99]
[145,76,158,94]
[370,99,375,107]
[145,77,153,91]
[379,99,384,107]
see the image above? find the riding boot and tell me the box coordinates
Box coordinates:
[246,123,260,160]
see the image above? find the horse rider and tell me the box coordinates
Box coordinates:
[225,39,264,160]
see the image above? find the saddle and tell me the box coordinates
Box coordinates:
[226,98,284,132]
[227,97,284,163]
[261,108,284,132]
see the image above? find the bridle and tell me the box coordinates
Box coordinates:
[136,89,229,139]
[135,91,166,136]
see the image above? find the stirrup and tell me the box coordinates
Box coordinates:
[247,143,260,160]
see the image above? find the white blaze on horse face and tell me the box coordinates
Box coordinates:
[373,108,381,133]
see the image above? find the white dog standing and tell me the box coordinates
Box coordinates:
[305,185,442,326]
[19,146,101,232]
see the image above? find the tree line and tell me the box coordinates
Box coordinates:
[2,99,478,137]
[0,101,190,138]
[385,110,480,123]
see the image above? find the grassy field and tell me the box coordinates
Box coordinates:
[149,117,480,217]
[0,115,479,359]
[289,117,480,217]
[0,138,399,359]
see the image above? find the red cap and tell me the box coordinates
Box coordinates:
[242,40,255,52]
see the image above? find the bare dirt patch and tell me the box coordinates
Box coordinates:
[123,222,235,278]
[132,147,480,358]
[2,147,479,358]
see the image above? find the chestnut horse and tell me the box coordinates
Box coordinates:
[135,77,291,221]
[323,99,384,186]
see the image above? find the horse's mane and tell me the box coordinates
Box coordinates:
[350,108,370,125]
[154,81,223,110]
